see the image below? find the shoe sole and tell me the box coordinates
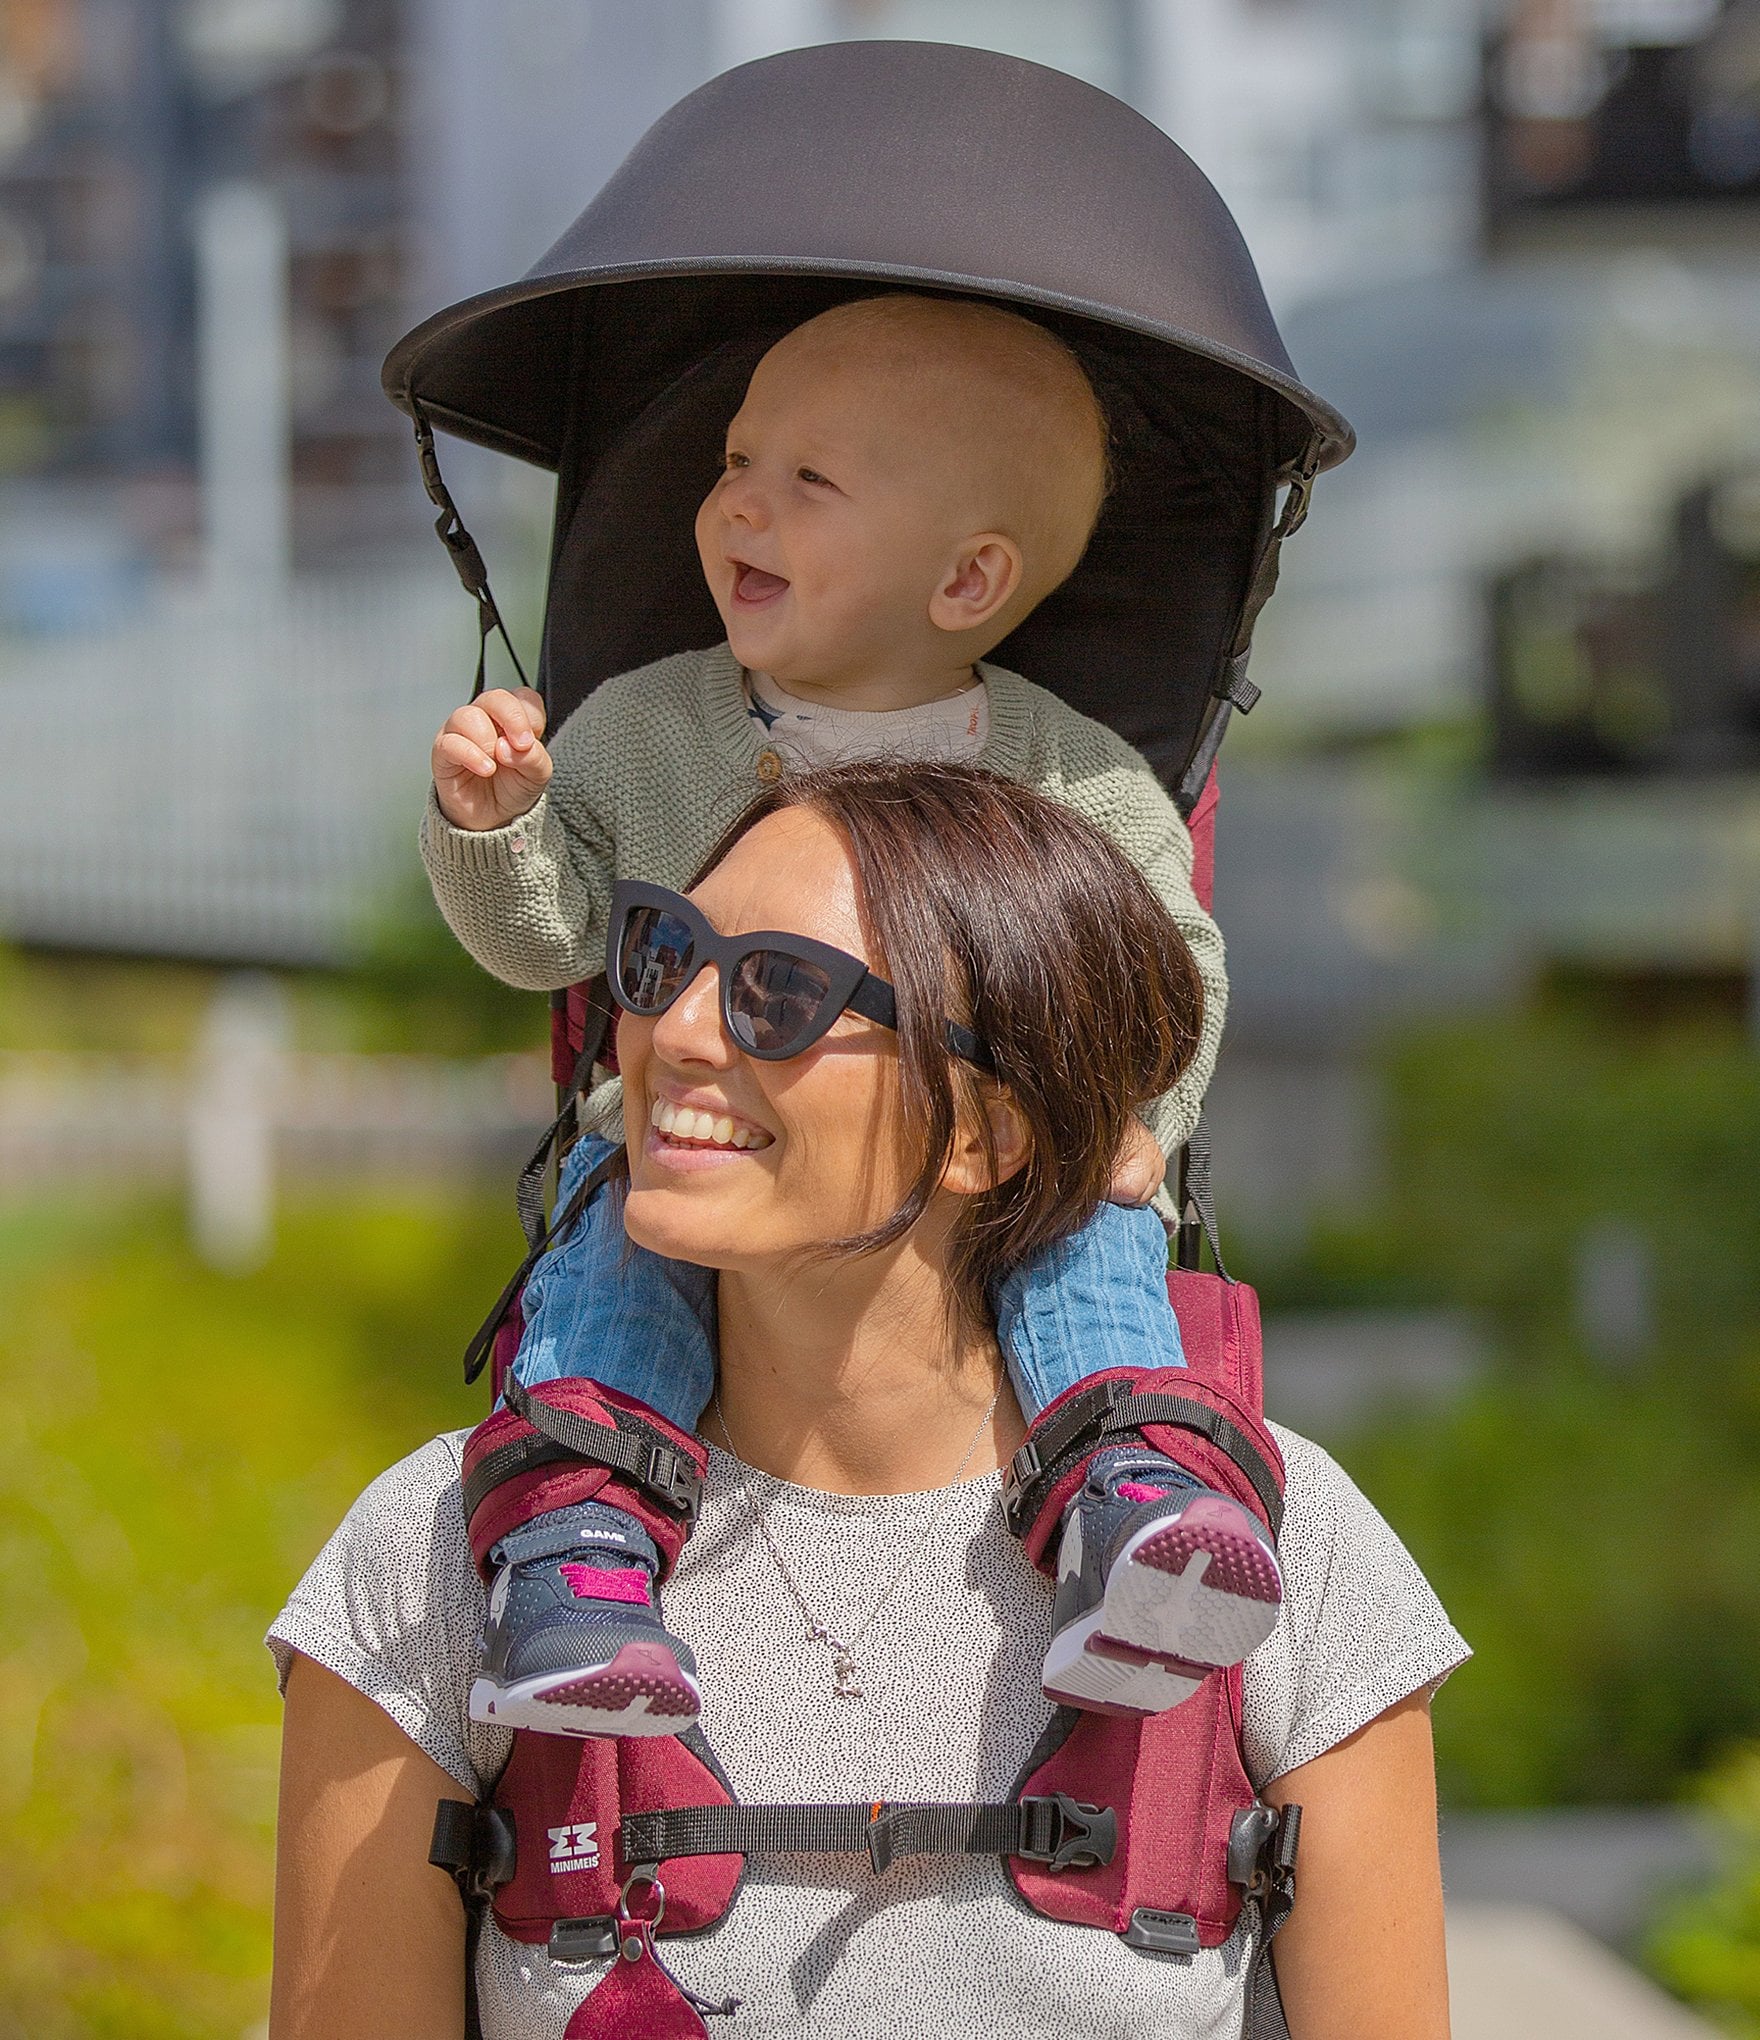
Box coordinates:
[1042,1611,1207,1715]
[469,1640,702,1739]
[1101,1494,1281,1671]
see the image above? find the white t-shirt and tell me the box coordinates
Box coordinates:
[268,1427,1466,2040]
[744,668,990,767]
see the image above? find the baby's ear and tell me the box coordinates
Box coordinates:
[940,1081,1031,1197]
[929,535,1023,638]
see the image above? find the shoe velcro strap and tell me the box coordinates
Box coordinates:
[1002,1383,1283,1541]
[620,1793,1116,1877]
[462,1379,703,1523]
[1107,1393,1284,1536]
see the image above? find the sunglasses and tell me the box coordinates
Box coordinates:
[607,880,993,1071]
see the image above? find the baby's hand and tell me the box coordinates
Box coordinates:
[432,687,553,830]
[1108,1117,1167,1206]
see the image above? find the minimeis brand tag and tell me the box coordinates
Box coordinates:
[548,1821,600,1871]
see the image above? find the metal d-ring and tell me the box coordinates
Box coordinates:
[617,1864,667,1935]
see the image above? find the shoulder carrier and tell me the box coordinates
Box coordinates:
[434,1257,1299,2040]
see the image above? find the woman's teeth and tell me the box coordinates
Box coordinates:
[650,1097,771,1150]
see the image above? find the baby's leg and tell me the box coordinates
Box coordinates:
[991,1201,1185,1416]
[993,1204,1283,1719]
[466,1134,719,1739]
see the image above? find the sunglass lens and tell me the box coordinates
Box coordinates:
[619,906,696,1013]
[728,950,833,1055]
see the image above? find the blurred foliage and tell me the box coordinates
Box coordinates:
[332,873,547,1058]
[1249,1005,1760,1807]
[0,1190,516,2038]
[1649,1744,1760,2035]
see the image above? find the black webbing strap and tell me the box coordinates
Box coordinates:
[1176,443,1321,816]
[466,1372,705,1522]
[516,982,615,1251]
[1001,1380,1283,1541]
[430,1799,517,2040]
[461,1145,626,1385]
[1240,1805,1301,2040]
[411,405,531,701]
[621,1792,1116,1879]
[1180,1115,1229,1281]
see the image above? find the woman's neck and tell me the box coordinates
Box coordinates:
[711,1246,1024,1494]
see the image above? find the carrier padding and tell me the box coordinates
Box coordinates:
[1010,1668,1254,1945]
[462,1378,706,1579]
[490,1727,742,1947]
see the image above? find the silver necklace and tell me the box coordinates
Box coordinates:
[711,1378,1002,1701]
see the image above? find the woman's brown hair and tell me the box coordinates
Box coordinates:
[693,760,1203,1327]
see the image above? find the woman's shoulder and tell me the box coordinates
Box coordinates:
[1241,1422,1470,1788]
[266,1433,512,1793]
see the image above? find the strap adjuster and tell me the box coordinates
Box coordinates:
[1017,1792,1117,1872]
[645,1444,704,1516]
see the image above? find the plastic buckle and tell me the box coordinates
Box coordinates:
[645,1444,704,1518]
[999,1439,1043,1528]
[1227,1804,1279,1889]
[548,1916,618,1964]
[1021,1792,1117,1872]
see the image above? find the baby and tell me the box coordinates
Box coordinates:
[423,294,1280,1733]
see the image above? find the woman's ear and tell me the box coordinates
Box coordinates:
[928,535,1023,638]
[941,1082,1031,1198]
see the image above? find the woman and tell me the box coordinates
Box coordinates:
[268,763,1465,2039]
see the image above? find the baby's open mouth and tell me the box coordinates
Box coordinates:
[732,562,789,605]
[650,1096,773,1151]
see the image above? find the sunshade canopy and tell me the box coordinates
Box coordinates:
[384,40,1353,784]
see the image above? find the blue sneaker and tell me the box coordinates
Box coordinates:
[1041,1447,1282,1717]
[469,1501,702,1738]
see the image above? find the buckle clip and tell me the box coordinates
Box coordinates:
[1000,1440,1042,1529]
[646,1444,704,1518]
[1020,1792,1117,1872]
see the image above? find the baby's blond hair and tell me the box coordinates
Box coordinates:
[774,294,1111,626]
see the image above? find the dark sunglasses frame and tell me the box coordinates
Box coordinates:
[607,879,993,1072]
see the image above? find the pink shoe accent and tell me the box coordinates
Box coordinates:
[558,1562,653,1607]
[1117,1481,1169,1504]
[1136,1498,1281,1603]
[545,1642,699,1717]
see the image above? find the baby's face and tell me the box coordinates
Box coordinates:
[694,338,982,691]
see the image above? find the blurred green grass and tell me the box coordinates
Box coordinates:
[0,1189,516,2039]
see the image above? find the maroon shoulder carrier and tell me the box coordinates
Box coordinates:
[431,1267,1298,2040]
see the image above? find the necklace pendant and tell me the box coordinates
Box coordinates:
[830,1645,865,1701]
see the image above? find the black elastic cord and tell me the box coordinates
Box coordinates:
[1176,441,1321,815]
[411,405,530,700]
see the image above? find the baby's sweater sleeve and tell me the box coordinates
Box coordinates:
[1040,705,1228,1161]
[419,692,620,992]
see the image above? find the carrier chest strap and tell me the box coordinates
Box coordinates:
[464,1373,705,1522]
[621,1792,1116,1878]
[1001,1384,1284,1541]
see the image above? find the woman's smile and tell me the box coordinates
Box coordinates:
[647,1090,775,1164]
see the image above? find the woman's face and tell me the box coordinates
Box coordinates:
[618,807,918,1272]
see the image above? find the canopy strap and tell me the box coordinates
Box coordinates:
[620,1792,1117,1879]
[1176,439,1322,816]
[411,404,531,700]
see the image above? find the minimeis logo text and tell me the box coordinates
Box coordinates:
[547,1821,600,1872]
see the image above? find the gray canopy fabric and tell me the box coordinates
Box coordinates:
[383,40,1353,787]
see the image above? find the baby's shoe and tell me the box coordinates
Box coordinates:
[1040,1446,1282,1717]
[470,1500,701,1737]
